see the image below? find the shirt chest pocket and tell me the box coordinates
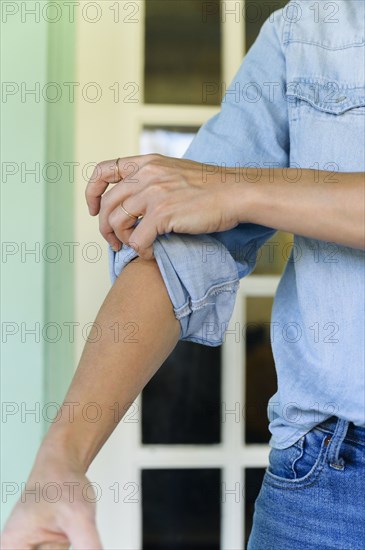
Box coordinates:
[286,80,365,172]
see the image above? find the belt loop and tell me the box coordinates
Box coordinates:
[326,417,350,470]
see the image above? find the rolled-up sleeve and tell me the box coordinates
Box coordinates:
[109,234,241,346]
[109,9,289,346]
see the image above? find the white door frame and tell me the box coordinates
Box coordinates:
[75,2,279,548]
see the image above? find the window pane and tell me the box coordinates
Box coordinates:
[142,469,221,549]
[142,341,221,444]
[245,0,289,51]
[140,126,197,157]
[244,468,266,546]
[245,297,277,444]
[254,231,293,275]
[145,0,221,105]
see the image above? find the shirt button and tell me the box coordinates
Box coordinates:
[324,435,332,446]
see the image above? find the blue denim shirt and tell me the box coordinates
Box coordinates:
[109,0,365,449]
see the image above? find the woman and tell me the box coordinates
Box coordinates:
[2,1,364,548]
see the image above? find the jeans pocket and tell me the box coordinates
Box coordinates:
[264,428,329,489]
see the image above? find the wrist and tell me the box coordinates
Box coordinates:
[223,170,258,225]
[37,424,91,474]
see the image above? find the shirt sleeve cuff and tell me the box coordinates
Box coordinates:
[108,233,240,346]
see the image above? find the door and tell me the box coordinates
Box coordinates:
[75,1,290,548]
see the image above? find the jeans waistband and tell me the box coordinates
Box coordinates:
[315,415,365,446]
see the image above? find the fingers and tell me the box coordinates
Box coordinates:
[0,533,33,550]
[126,216,159,260]
[106,184,170,257]
[108,191,150,251]
[105,201,158,260]
[85,155,155,216]
[2,537,69,550]
[34,517,103,550]
[36,542,70,550]
[87,153,177,254]
[85,159,120,216]
[98,180,145,250]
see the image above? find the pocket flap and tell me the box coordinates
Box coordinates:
[286,80,365,114]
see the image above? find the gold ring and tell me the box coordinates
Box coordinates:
[115,157,121,180]
[120,202,143,221]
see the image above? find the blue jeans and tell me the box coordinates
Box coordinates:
[247,416,365,549]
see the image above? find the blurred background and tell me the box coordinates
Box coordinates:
[1,1,292,548]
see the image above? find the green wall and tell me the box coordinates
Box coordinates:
[1,3,75,527]
[44,6,76,407]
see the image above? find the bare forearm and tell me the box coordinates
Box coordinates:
[232,169,365,249]
[40,257,180,472]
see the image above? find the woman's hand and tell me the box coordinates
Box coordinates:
[85,153,242,260]
[1,446,103,550]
